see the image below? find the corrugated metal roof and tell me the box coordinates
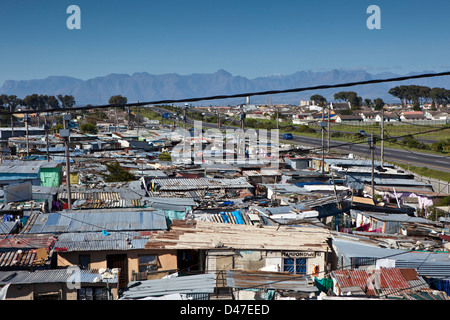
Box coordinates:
[0,234,55,267]
[0,221,18,235]
[72,199,143,210]
[0,161,59,174]
[332,268,429,296]
[152,177,253,191]
[23,210,167,234]
[395,260,450,278]
[54,231,151,252]
[59,191,122,201]
[242,170,281,177]
[332,235,450,279]
[0,269,118,285]
[0,250,37,268]
[121,273,215,299]
[352,210,432,224]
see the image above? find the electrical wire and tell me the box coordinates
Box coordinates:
[304,125,450,153]
[230,245,437,294]
[1,71,449,293]
[2,71,450,115]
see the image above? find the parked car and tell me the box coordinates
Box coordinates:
[283,133,293,139]
[356,130,367,135]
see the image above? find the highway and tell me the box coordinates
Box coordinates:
[283,134,450,173]
[149,106,450,173]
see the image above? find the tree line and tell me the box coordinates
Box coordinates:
[388,85,450,110]
[310,92,385,112]
[0,94,76,113]
[309,85,449,113]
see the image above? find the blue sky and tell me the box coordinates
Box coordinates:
[0,0,449,85]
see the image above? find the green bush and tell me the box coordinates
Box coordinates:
[80,122,98,134]
[400,135,430,150]
[295,125,316,133]
[430,139,450,153]
[331,132,343,138]
[101,161,135,182]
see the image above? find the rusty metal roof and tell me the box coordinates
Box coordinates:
[0,234,56,250]
[0,234,56,268]
[331,268,430,296]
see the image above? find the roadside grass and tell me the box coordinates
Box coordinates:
[143,106,450,158]
[389,162,450,183]
[314,123,450,141]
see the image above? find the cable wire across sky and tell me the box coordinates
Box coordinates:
[3,70,450,115]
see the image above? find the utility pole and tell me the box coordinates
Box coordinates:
[136,101,140,137]
[45,115,50,162]
[321,105,325,173]
[183,103,188,161]
[381,109,384,167]
[10,104,14,139]
[216,109,221,130]
[25,113,29,157]
[61,114,72,210]
[240,106,245,130]
[370,132,375,201]
[64,134,72,210]
[183,103,187,131]
[327,107,331,153]
[115,107,118,132]
[276,106,279,131]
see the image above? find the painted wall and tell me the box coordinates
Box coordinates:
[57,249,178,283]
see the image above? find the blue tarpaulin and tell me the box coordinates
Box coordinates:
[220,211,244,224]
[221,212,230,223]
[231,211,244,224]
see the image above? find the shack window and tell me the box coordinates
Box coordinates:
[283,258,307,275]
[34,292,60,300]
[79,255,90,270]
[138,255,158,272]
[78,287,108,300]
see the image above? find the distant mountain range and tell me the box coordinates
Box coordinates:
[1,69,449,106]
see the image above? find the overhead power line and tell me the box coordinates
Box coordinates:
[4,71,450,115]
[301,126,450,153]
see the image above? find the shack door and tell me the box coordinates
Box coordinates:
[107,254,128,288]
[207,253,234,288]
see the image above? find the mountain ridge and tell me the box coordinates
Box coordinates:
[1,69,449,106]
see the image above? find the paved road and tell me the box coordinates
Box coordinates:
[148,106,450,172]
[285,134,450,173]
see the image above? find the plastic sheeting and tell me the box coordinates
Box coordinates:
[220,211,244,224]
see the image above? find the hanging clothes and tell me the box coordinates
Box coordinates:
[2,215,13,222]
[314,277,334,294]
